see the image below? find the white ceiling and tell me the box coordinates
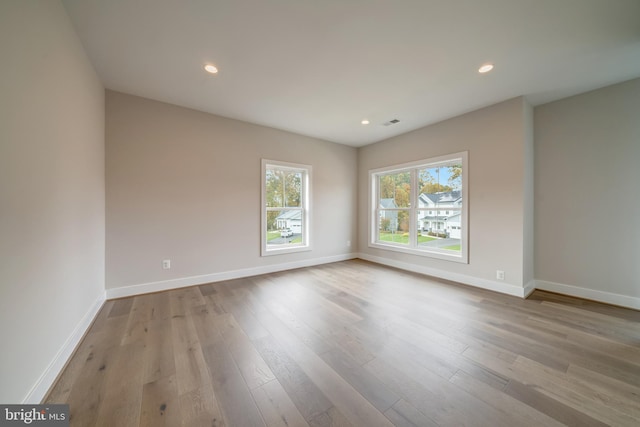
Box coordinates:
[62,0,640,147]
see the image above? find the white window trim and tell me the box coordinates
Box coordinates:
[368,151,468,263]
[261,159,312,256]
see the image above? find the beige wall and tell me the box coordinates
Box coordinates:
[0,1,105,403]
[535,78,640,304]
[106,91,357,291]
[358,98,533,294]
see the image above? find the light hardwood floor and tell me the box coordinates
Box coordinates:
[46,260,640,426]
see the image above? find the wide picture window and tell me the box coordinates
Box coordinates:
[370,151,468,263]
[262,159,311,256]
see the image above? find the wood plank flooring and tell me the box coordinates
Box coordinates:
[45,260,640,426]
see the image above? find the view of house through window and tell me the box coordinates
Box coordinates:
[371,152,468,263]
[377,171,411,244]
[262,160,310,256]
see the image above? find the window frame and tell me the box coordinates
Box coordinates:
[368,151,468,263]
[261,159,312,256]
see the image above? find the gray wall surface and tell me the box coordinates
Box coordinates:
[358,98,533,292]
[106,91,358,290]
[0,0,105,403]
[535,78,640,301]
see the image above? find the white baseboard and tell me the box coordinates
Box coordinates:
[523,280,537,298]
[23,292,106,404]
[357,253,529,298]
[535,279,640,310]
[106,252,638,308]
[106,253,358,299]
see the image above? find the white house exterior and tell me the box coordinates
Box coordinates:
[444,213,461,239]
[417,191,462,238]
[275,210,302,234]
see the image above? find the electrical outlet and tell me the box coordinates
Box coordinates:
[162,259,171,269]
[496,270,505,280]
[346,240,351,247]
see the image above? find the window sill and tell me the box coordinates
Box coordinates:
[262,244,311,257]
[369,241,468,264]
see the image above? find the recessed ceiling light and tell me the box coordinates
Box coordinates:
[204,64,218,74]
[361,119,370,125]
[478,63,494,73]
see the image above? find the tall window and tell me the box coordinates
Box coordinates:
[370,151,468,263]
[262,159,311,256]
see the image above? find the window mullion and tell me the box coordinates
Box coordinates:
[409,168,417,249]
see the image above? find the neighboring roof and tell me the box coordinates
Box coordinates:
[379,198,398,209]
[418,191,461,206]
[275,210,301,220]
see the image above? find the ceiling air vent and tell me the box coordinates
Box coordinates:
[382,119,400,126]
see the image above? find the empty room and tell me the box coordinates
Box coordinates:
[1,1,639,426]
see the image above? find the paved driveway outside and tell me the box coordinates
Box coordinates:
[269,234,300,244]
[419,237,460,247]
